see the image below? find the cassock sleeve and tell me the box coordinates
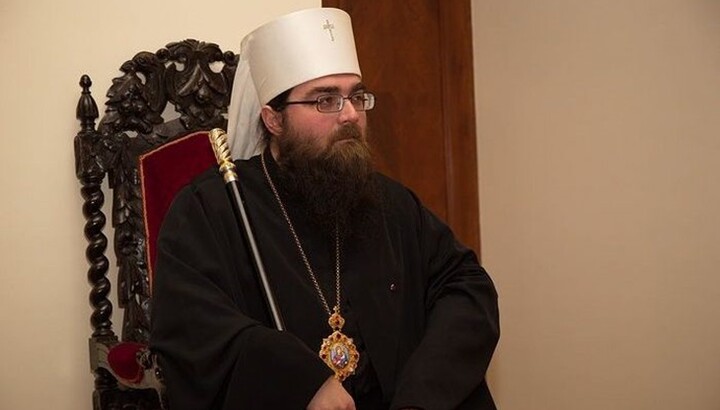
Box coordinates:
[390,193,500,410]
[150,180,333,410]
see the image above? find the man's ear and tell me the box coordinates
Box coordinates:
[261,106,284,136]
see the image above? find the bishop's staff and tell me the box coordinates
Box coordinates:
[208,128,285,331]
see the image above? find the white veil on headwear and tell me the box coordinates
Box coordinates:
[225,7,361,160]
[226,41,263,160]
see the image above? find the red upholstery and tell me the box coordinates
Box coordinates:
[107,342,147,383]
[139,131,216,289]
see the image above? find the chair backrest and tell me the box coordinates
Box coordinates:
[140,130,217,286]
[74,39,237,409]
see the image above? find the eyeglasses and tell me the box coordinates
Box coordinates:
[283,92,376,113]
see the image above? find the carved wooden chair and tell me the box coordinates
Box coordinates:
[74,39,237,409]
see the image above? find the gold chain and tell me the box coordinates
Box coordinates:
[261,151,340,316]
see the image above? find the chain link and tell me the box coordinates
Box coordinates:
[261,151,341,316]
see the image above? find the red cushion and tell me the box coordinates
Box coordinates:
[139,131,216,290]
[107,342,147,383]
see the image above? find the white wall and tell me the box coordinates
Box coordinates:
[0,1,318,409]
[473,1,720,409]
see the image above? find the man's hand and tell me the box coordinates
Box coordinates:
[307,376,355,410]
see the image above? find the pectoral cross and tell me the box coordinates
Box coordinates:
[323,19,335,42]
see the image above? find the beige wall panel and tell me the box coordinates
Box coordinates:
[473,1,720,409]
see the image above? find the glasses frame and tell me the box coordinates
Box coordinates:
[282,91,376,113]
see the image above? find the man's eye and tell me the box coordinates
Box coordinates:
[317,95,336,106]
[350,93,365,103]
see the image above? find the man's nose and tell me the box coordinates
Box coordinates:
[337,99,360,124]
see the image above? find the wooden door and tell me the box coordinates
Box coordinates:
[323,0,481,255]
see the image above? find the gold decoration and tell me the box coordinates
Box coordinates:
[208,128,237,182]
[319,307,359,381]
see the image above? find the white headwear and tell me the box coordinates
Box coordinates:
[226,7,362,159]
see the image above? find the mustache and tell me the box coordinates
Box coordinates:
[332,124,363,143]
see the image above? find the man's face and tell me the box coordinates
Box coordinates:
[266,73,368,157]
[262,74,379,238]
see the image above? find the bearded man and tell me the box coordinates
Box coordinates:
[151,8,499,410]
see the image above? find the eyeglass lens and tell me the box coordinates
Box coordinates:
[318,93,375,112]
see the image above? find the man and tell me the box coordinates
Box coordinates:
[151,7,499,410]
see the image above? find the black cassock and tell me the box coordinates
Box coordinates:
[150,151,499,410]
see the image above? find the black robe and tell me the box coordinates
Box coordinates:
[150,152,499,410]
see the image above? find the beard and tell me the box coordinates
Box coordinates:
[275,123,381,239]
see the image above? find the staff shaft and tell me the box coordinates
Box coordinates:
[209,129,285,331]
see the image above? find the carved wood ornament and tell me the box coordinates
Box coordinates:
[74,39,237,410]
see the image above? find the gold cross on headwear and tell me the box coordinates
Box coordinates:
[323,19,335,41]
